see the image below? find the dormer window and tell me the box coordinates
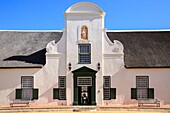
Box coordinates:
[78,44,91,63]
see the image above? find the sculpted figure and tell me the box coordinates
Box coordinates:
[81,26,88,40]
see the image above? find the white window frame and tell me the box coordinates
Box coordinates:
[78,44,91,63]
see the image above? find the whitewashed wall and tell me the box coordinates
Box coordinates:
[32,29,67,106]
[0,68,170,106]
[103,68,170,106]
[65,2,105,105]
[0,69,40,106]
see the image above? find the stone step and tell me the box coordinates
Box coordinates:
[72,106,97,112]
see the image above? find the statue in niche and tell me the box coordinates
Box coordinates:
[81,26,88,40]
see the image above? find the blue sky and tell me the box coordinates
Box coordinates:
[0,0,170,30]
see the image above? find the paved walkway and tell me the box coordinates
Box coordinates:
[1,105,170,113]
[7,111,170,113]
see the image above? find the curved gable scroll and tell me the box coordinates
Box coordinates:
[104,29,124,54]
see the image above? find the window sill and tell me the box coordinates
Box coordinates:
[78,62,91,64]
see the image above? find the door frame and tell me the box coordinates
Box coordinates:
[72,66,97,105]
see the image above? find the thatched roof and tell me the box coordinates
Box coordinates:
[0,31,62,67]
[107,31,170,68]
[0,31,169,68]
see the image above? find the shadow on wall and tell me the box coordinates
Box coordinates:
[29,83,60,106]
[8,90,15,102]
[39,83,58,103]
[7,81,58,104]
[0,73,22,103]
[3,48,46,65]
[111,67,129,105]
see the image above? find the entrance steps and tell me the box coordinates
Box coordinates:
[72,106,97,111]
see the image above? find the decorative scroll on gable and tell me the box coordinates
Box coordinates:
[46,40,57,53]
[46,30,66,55]
[103,29,124,56]
[112,40,124,53]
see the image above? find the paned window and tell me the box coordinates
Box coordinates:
[59,76,66,100]
[136,76,149,99]
[15,77,38,100]
[131,76,154,100]
[21,76,33,100]
[78,44,91,63]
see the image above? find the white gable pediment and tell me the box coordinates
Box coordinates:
[66,2,104,14]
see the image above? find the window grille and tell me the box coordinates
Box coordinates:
[21,76,33,100]
[103,76,111,100]
[79,44,91,63]
[103,76,110,88]
[136,76,149,99]
[77,77,92,86]
[22,76,33,88]
[103,88,110,100]
[59,76,66,88]
[136,76,149,88]
[59,89,66,100]
[59,76,66,100]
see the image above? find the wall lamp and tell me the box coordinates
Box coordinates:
[68,63,72,71]
[97,62,100,71]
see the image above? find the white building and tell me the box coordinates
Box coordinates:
[0,2,170,106]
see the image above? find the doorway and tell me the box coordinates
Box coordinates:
[78,86,91,105]
[72,66,97,105]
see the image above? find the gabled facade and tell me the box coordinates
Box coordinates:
[45,2,124,105]
[0,2,170,106]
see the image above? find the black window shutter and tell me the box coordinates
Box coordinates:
[131,88,137,99]
[148,88,154,99]
[33,89,39,99]
[16,89,22,99]
[110,88,116,99]
[53,88,59,99]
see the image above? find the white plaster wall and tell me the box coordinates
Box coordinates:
[102,26,125,105]
[103,68,170,106]
[66,14,103,71]
[65,13,104,105]
[66,72,73,106]
[1,68,170,106]
[32,56,61,106]
[31,30,67,106]
[96,70,103,105]
[0,69,40,106]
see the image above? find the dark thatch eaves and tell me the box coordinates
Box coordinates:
[0,31,169,68]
